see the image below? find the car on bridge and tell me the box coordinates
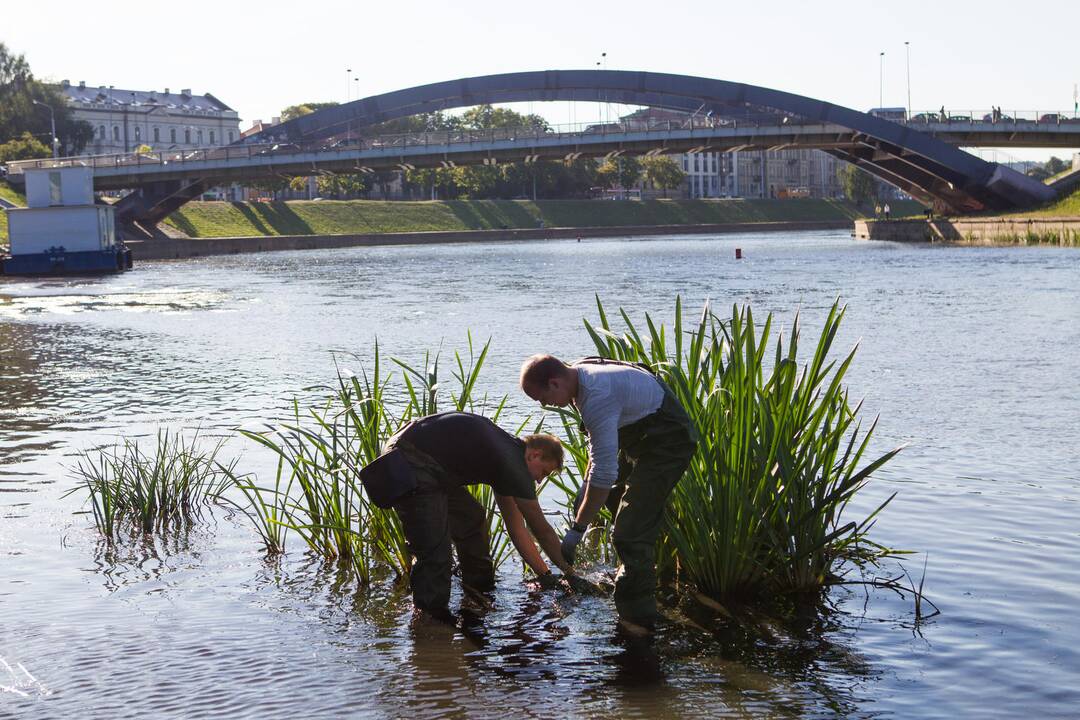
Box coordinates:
[1036,114,1080,125]
[910,112,941,123]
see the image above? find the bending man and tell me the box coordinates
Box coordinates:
[360,411,576,620]
[520,355,697,634]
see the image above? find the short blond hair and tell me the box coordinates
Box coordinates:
[523,433,564,469]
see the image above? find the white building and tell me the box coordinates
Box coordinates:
[60,80,241,156]
[622,107,843,200]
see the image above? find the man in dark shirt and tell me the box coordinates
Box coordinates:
[361,412,577,619]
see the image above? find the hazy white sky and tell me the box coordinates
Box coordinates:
[5,0,1078,159]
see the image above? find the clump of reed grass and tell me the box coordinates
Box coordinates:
[67,429,234,541]
[226,335,528,583]
[559,296,901,601]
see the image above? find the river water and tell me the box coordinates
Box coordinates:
[1,230,1078,718]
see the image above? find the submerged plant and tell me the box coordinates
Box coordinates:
[68,429,234,541]
[560,296,901,600]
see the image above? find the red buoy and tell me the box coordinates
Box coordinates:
[735,248,743,259]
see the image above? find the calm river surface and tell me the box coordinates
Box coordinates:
[1,230,1078,718]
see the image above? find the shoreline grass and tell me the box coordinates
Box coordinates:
[163,198,924,239]
[66,430,234,540]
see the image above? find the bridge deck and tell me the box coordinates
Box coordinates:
[6,117,1079,192]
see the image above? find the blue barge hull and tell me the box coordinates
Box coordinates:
[1,245,133,276]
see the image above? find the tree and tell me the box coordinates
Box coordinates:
[316,172,372,198]
[596,156,642,191]
[0,131,49,162]
[280,102,340,122]
[641,156,685,198]
[837,163,876,206]
[405,167,458,199]
[0,42,93,155]
[246,177,290,200]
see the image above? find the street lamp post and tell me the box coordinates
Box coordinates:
[879,52,885,109]
[905,41,912,120]
[32,100,58,158]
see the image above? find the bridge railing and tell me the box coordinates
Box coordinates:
[5,109,1079,176]
[903,109,1080,125]
[1,116,814,175]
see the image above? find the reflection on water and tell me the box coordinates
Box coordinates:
[2,232,1079,718]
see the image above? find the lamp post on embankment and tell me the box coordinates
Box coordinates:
[31,100,58,158]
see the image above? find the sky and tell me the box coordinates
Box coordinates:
[4,0,1078,161]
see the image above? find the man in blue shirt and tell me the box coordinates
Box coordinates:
[520,355,697,635]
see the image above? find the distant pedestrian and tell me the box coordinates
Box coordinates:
[940,105,947,123]
[875,204,882,219]
[884,203,891,220]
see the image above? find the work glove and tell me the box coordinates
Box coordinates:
[536,571,561,591]
[561,526,585,564]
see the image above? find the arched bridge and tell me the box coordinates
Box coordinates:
[240,70,1057,211]
[5,70,1065,227]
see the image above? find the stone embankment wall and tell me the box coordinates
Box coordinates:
[128,220,850,261]
[854,217,1080,246]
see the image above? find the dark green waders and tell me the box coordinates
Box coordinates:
[390,444,496,613]
[578,384,697,627]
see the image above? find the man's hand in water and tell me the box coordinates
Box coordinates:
[562,574,608,596]
[535,571,561,591]
[560,526,584,564]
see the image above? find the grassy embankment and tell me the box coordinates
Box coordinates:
[1007,186,1080,218]
[164,198,925,238]
[0,183,27,247]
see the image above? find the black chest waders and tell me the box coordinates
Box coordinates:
[367,440,495,614]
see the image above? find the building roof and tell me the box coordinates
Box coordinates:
[59,80,236,114]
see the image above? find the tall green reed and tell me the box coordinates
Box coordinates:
[68,429,234,541]
[227,335,527,582]
[562,296,900,600]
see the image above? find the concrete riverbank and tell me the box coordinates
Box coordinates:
[128,220,852,260]
[854,217,1080,246]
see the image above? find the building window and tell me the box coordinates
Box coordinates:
[197,130,203,145]
[113,126,120,141]
[98,125,105,140]
[184,129,191,144]
[153,127,160,143]
[170,128,177,143]
[209,130,215,144]
[228,131,234,143]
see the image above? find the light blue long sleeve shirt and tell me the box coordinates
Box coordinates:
[573,362,663,489]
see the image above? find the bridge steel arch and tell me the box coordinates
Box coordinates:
[246,69,1052,213]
